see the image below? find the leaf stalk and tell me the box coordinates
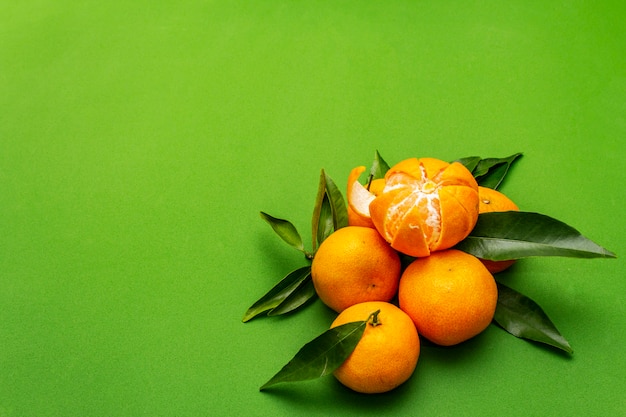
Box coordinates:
[367,309,382,327]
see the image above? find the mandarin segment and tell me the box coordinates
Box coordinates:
[370,190,430,257]
[331,301,420,394]
[437,160,480,187]
[437,185,479,249]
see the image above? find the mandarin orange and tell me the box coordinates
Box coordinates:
[311,226,401,312]
[331,301,420,394]
[398,249,497,346]
[367,158,479,258]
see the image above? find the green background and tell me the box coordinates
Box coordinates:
[1,1,625,416]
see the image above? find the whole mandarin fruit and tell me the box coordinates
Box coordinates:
[311,226,401,313]
[331,301,420,394]
[398,249,497,346]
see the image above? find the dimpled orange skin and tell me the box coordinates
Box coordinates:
[398,249,497,346]
[311,226,401,313]
[369,158,479,258]
[331,301,420,394]
[478,186,520,273]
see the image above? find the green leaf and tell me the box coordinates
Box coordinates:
[323,171,349,231]
[311,171,335,252]
[494,282,573,354]
[260,212,306,254]
[369,150,390,180]
[454,153,522,189]
[455,211,617,260]
[242,267,312,322]
[311,171,327,252]
[472,153,523,189]
[260,320,367,390]
[268,274,317,317]
[315,195,334,249]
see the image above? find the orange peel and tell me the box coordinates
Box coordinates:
[346,166,385,228]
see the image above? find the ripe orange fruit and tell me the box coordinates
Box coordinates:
[398,249,497,346]
[311,226,401,312]
[347,166,386,228]
[366,157,479,258]
[478,186,519,273]
[478,186,519,213]
[331,301,420,394]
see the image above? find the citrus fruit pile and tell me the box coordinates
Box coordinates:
[310,157,503,392]
[245,152,615,395]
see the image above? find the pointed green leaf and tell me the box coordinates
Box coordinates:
[473,153,523,189]
[454,153,523,189]
[323,171,349,231]
[242,267,311,322]
[455,211,616,260]
[312,170,348,250]
[260,212,306,254]
[268,272,317,317]
[260,320,367,390]
[315,194,334,249]
[311,170,328,252]
[471,153,520,177]
[455,156,481,173]
[494,282,573,354]
[312,170,336,251]
[369,150,391,179]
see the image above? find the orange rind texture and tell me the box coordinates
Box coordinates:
[311,226,401,313]
[369,158,479,258]
[398,249,498,346]
[477,186,520,273]
[331,301,420,394]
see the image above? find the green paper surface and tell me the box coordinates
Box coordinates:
[1,1,625,416]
